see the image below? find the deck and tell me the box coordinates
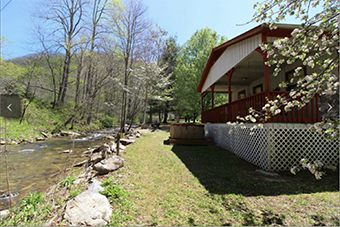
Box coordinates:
[201,91,321,124]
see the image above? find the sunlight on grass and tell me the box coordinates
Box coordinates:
[107,130,339,226]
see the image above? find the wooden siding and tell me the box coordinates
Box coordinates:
[202,34,262,92]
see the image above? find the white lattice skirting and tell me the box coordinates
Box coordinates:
[205,123,339,171]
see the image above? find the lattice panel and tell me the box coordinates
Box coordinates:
[267,125,339,171]
[205,123,339,171]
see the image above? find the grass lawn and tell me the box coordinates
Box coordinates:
[107,127,339,226]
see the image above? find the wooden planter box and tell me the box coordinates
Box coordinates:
[170,123,205,140]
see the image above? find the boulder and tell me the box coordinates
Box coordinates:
[36,137,46,141]
[87,180,104,193]
[93,144,111,155]
[0,209,10,219]
[107,141,117,152]
[106,135,115,140]
[89,152,105,165]
[83,147,97,155]
[41,131,50,138]
[73,160,88,167]
[120,139,135,146]
[64,191,112,226]
[93,156,124,175]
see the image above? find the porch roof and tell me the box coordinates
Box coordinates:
[197,23,300,93]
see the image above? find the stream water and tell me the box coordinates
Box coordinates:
[0,128,117,210]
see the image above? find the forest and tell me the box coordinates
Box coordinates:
[0,0,228,139]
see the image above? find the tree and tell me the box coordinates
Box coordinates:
[242,0,339,178]
[83,0,110,124]
[108,0,151,132]
[173,28,227,122]
[35,0,87,106]
[250,0,339,138]
[135,26,169,125]
[159,37,180,124]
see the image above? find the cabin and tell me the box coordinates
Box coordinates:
[197,23,338,171]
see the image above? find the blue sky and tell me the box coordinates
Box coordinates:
[1,0,301,59]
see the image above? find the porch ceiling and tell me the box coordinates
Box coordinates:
[207,50,267,93]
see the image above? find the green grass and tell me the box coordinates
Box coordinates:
[107,130,339,226]
[1,129,338,226]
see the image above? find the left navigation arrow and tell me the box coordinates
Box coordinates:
[7,103,12,112]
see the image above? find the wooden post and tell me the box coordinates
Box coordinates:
[262,33,270,92]
[201,92,204,112]
[225,68,234,103]
[210,84,215,109]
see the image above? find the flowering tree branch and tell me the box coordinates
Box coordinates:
[231,0,339,178]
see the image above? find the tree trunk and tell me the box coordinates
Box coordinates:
[75,54,84,109]
[149,101,153,123]
[142,83,148,124]
[120,57,129,133]
[162,101,169,124]
[57,47,71,106]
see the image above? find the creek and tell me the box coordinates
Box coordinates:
[0,128,117,210]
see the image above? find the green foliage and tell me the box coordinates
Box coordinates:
[100,176,136,225]
[21,191,44,212]
[101,185,128,201]
[172,28,227,121]
[0,192,51,226]
[100,176,114,187]
[69,187,83,199]
[59,175,77,188]
[100,176,129,202]
[100,115,116,128]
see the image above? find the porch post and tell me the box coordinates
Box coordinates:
[210,84,215,108]
[225,67,234,103]
[201,92,204,112]
[261,33,270,92]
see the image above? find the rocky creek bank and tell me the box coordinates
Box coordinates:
[1,127,152,226]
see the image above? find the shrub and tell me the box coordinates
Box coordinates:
[100,115,115,128]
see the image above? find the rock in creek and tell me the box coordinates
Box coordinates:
[93,155,124,175]
[59,149,72,154]
[64,191,112,226]
[60,131,81,137]
[35,137,46,141]
[41,131,50,138]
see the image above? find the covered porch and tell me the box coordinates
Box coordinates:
[198,24,321,124]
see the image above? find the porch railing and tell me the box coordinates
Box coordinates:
[201,91,321,124]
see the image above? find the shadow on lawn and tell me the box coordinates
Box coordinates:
[171,144,339,197]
